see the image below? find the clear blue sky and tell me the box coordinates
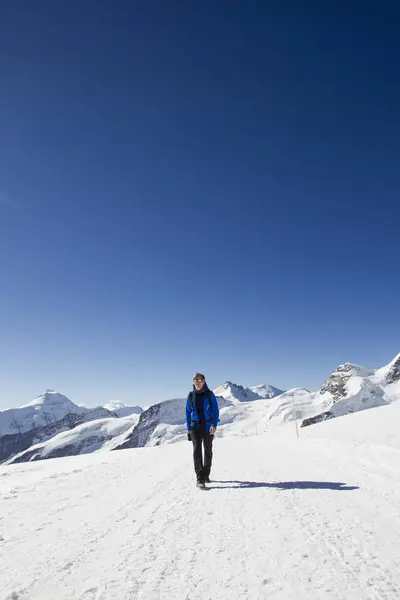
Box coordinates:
[1,1,399,409]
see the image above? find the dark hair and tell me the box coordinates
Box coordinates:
[193,372,205,380]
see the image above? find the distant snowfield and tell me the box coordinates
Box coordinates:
[2,402,400,599]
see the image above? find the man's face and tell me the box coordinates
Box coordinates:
[193,376,205,391]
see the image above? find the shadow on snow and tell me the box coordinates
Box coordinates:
[210,480,359,491]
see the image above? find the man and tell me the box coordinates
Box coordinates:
[186,372,219,488]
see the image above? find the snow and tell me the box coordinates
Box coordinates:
[103,401,143,418]
[213,381,263,403]
[249,383,284,399]
[5,414,141,463]
[21,390,77,410]
[39,415,140,456]
[266,354,400,428]
[265,387,316,423]
[328,376,389,417]
[384,380,400,402]
[2,401,400,599]
[3,352,399,466]
[0,390,87,436]
[334,362,374,379]
[370,353,400,402]
[373,351,400,382]
[0,391,142,439]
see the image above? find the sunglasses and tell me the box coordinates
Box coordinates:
[194,378,204,383]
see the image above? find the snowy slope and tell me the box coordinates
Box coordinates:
[371,351,400,401]
[326,376,388,417]
[114,395,230,450]
[266,387,316,423]
[0,391,142,438]
[2,402,400,599]
[5,413,141,464]
[0,404,116,464]
[112,390,279,450]
[0,391,145,464]
[103,401,143,418]
[114,398,188,449]
[78,353,400,451]
[2,353,399,465]
[213,381,264,402]
[250,383,284,399]
[301,354,400,427]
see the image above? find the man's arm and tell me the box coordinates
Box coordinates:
[186,395,192,431]
[211,392,219,428]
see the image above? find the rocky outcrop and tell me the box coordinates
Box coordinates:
[319,363,366,401]
[301,411,334,428]
[6,413,139,464]
[113,394,228,451]
[301,361,392,429]
[114,402,167,450]
[386,355,400,385]
[1,413,82,463]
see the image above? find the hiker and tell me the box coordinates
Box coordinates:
[186,372,219,488]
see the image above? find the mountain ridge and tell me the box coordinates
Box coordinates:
[2,352,399,464]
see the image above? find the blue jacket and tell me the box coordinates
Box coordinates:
[186,389,219,433]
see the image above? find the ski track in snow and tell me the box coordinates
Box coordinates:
[1,427,400,600]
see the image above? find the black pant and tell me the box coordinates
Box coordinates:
[191,425,213,482]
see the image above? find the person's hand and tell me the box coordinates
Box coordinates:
[209,426,216,436]
[187,431,192,441]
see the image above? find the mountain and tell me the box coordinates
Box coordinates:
[113,394,237,450]
[371,352,400,399]
[213,381,264,403]
[113,398,187,450]
[103,401,143,418]
[0,390,86,437]
[114,383,288,452]
[2,353,399,463]
[266,388,316,424]
[0,390,143,464]
[113,386,255,451]
[318,362,374,400]
[6,413,141,464]
[301,354,400,428]
[3,397,400,599]
[0,407,116,464]
[250,383,285,399]
[115,354,400,447]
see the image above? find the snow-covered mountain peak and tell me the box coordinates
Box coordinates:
[0,391,88,446]
[319,362,373,400]
[250,383,285,399]
[215,381,284,402]
[219,381,236,390]
[21,390,79,411]
[336,362,372,377]
[213,381,262,403]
